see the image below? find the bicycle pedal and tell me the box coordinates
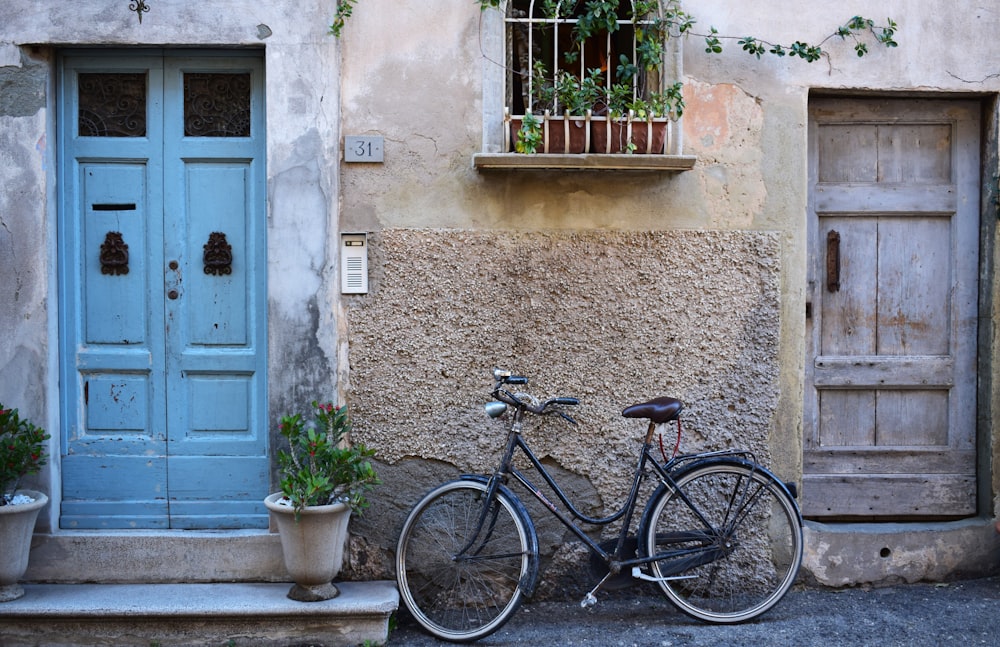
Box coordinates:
[580,592,598,608]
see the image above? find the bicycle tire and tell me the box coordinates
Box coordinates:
[396,478,538,642]
[639,459,803,624]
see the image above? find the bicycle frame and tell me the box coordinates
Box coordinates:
[473,403,755,580]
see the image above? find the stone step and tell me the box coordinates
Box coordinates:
[0,581,398,647]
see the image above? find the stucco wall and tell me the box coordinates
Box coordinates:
[344,228,781,584]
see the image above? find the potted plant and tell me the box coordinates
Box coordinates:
[0,404,50,603]
[264,400,379,601]
[593,79,684,153]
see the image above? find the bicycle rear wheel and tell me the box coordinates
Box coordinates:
[639,460,803,624]
[396,478,538,642]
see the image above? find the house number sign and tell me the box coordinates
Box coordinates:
[344,135,384,163]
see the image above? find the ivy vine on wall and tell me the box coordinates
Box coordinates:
[330,0,899,64]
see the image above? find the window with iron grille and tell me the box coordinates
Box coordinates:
[500,0,685,156]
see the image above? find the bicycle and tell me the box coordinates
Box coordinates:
[395,368,804,642]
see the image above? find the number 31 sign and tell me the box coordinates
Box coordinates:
[344,135,384,163]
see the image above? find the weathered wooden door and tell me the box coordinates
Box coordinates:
[58,51,268,529]
[803,98,980,519]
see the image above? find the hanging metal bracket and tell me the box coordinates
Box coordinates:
[129,1,151,24]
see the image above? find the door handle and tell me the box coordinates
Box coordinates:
[826,230,841,293]
[203,232,233,275]
[99,231,130,275]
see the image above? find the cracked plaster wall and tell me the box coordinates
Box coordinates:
[0,48,50,498]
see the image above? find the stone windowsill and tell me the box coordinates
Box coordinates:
[473,153,697,171]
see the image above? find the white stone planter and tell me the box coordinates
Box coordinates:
[264,492,351,602]
[0,490,47,603]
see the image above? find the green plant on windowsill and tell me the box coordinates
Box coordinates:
[597,76,684,152]
[0,405,50,506]
[515,113,544,153]
[274,400,380,517]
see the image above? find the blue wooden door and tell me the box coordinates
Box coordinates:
[58,51,268,529]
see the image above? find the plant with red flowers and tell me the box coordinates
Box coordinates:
[276,401,379,516]
[0,404,50,506]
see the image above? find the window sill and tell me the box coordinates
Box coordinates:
[472,153,697,172]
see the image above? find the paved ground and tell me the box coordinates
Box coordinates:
[386,576,1000,646]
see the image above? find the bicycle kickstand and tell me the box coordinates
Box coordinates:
[580,570,615,608]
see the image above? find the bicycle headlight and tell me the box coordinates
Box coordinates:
[484,402,507,419]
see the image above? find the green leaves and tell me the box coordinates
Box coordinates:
[574,0,622,42]
[328,0,357,38]
[0,405,50,504]
[705,28,723,54]
[515,113,543,154]
[707,15,899,63]
[276,401,379,516]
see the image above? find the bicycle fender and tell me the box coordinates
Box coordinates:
[459,474,541,598]
[658,456,800,505]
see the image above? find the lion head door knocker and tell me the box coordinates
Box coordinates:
[99,231,129,275]
[203,232,233,276]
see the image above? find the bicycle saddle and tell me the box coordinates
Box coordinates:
[621,397,683,424]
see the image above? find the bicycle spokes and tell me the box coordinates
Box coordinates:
[642,461,802,623]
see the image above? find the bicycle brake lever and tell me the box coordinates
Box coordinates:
[557,411,579,426]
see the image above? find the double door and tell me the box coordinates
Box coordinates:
[58,51,268,529]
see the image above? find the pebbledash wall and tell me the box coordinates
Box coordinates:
[0,0,998,590]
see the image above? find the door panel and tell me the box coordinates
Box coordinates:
[59,51,267,530]
[183,164,250,345]
[163,56,267,527]
[804,98,979,519]
[82,165,149,344]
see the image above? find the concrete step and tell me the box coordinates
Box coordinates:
[0,581,398,647]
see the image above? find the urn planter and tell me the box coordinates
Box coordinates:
[0,490,48,603]
[265,493,351,602]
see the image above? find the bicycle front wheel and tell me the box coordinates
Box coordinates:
[396,478,538,642]
[640,460,803,624]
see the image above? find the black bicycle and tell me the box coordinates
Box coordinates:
[395,368,804,642]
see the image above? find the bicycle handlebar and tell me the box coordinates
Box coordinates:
[490,368,580,425]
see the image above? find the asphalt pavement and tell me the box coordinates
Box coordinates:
[386,576,1000,646]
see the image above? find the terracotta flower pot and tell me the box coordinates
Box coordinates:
[591,117,668,154]
[264,492,351,602]
[510,115,590,153]
[0,490,47,603]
